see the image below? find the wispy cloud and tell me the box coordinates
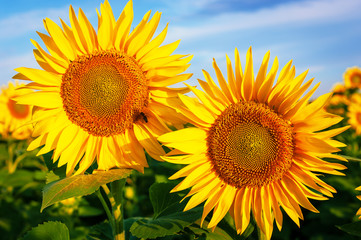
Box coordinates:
[167,0,361,42]
[0,52,37,81]
[0,7,68,40]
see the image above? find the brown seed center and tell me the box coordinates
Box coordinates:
[60,50,148,137]
[206,101,294,188]
[7,99,30,119]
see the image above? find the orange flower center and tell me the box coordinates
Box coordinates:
[207,101,294,188]
[60,50,148,137]
[7,98,30,119]
[351,73,361,85]
[356,112,361,124]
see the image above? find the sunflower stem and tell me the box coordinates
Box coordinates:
[110,179,126,240]
[96,188,115,230]
[7,140,15,173]
[256,225,267,240]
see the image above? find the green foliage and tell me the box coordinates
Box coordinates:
[23,221,70,240]
[130,182,204,239]
[337,221,361,237]
[42,169,132,211]
[87,222,113,240]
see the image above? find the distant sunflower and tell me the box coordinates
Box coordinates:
[328,94,349,106]
[344,67,361,89]
[350,93,361,104]
[347,101,361,134]
[356,186,361,220]
[159,47,348,239]
[0,81,33,140]
[331,82,346,94]
[14,0,192,175]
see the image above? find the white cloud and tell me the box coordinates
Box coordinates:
[156,0,219,17]
[167,0,361,42]
[0,7,68,39]
[0,52,37,83]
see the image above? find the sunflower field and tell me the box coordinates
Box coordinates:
[1,1,361,240]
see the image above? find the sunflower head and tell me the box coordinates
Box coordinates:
[13,0,192,175]
[331,82,346,94]
[159,47,348,240]
[0,81,33,140]
[344,67,361,89]
[347,101,361,135]
[329,94,350,106]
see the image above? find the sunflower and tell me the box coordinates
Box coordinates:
[331,82,346,94]
[344,67,361,89]
[328,94,349,106]
[0,81,33,140]
[350,93,361,104]
[356,186,361,220]
[13,0,192,175]
[347,101,361,134]
[159,47,348,239]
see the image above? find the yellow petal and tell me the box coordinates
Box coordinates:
[178,94,215,124]
[31,40,68,73]
[172,161,212,192]
[213,59,234,103]
[185,83,224,115]
[97,1,115,50]
[158,127,206,143]
[257,57,278,103]
[241,47,254,101]
[124,10,151,53]
[37,31,67,62]
[254,51,270,99]
[14,91,62,109]
[200,182,224,226]
[149,73,192,87]
[69,6,89,53]
[14,67,61,86]
[202,69,230,105]
[127,12,161,57]
[282,175,319,213]
[133,124,165,160]
[234,48,244,99]
[208,184,236,228]
[169,159,208,180]
[114,0,134,50]
[78,8,97,52]
[44,18,75,60]
[137,24,168,60]
[184,176,220,211]
[225,54,240,101]
[140,40,180,66]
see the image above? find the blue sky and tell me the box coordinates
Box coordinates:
[1,0,361,97]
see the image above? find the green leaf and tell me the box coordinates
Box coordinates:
[130,207,203,239]
[125,217,143,240]
[23,221,70,240]
[130,182,203,239]
[86,221,113,240]
[0,169,34,187]
[188,224,233,240]
[46,171,61,184]
[41,169,132,211]
[337,221,361,237]
[149,182,180,218]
